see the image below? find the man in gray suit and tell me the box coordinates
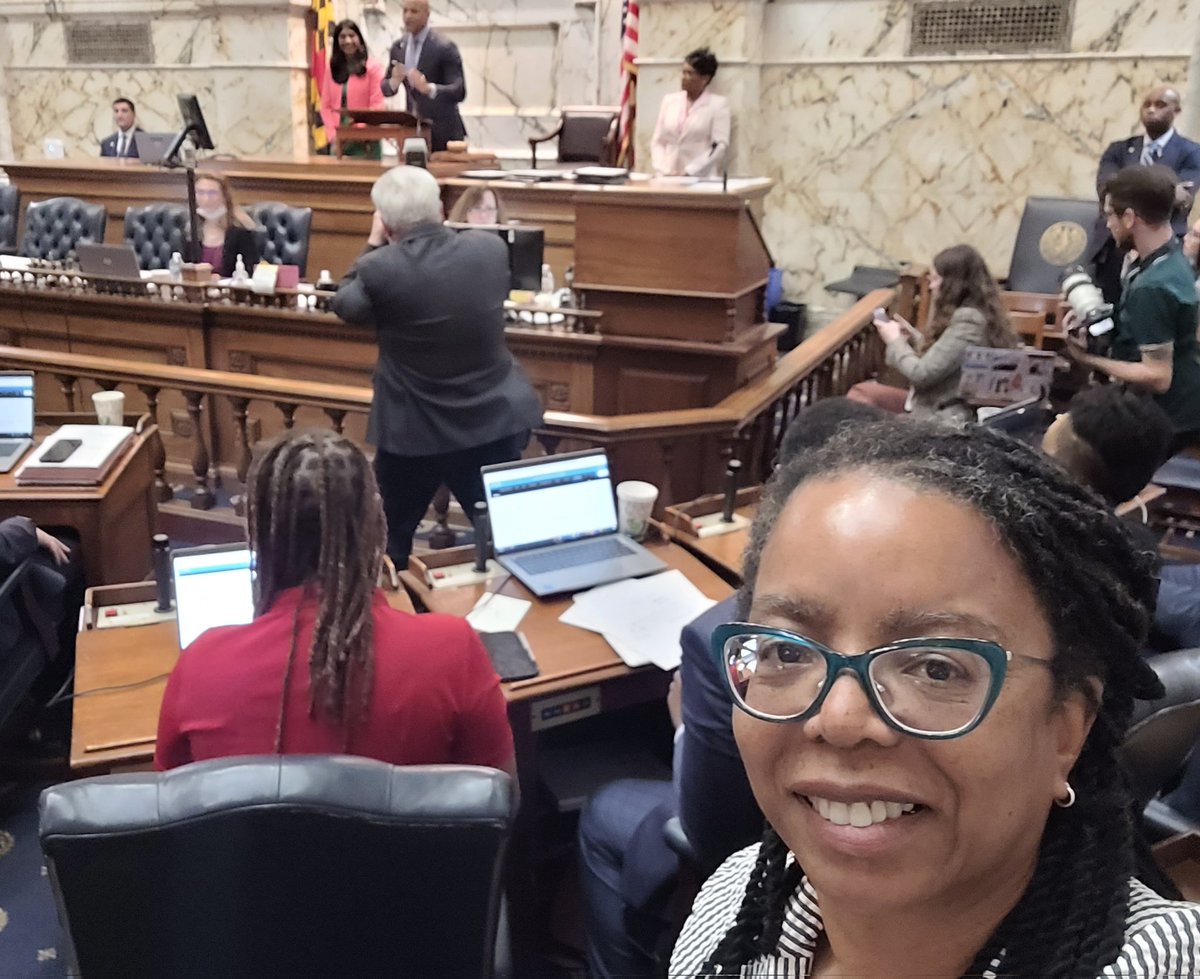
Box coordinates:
[381,0,467,152]
[331,166,543,565]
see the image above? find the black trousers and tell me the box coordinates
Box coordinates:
[374,431,530,565]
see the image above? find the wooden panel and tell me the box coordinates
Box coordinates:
[615,367,708,415]
[587,289,763,343]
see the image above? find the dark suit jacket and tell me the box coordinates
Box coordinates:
[100,127,143,158]
[0,517,68,662]
[1097,131,1200,236]
[331,223,543,456]
[380,30,467,151]
[618,594,762,910]
[216,224,261,279]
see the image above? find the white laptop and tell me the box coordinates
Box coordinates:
[481,449,666,597]
[0,372,34,474]
[170,543,256,649]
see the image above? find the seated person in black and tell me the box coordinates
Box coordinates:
[1068,165,1200,450]
[194,171,261,279]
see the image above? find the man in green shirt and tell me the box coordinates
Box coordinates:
[1069,164,1200,448]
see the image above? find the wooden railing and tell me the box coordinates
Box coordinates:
[0,288,892,511]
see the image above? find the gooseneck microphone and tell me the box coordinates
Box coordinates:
[152,533,173,611]
[721,459,742,524]
[473,501,491,573]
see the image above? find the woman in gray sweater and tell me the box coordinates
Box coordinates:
[874,244,1019,423]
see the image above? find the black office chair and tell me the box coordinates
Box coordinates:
[529,106,619,169]
[18,196,108,262]
[248,201,313,278]
[0,557,60,735]
[0,183,20,253]
[40,756,516,979]
[1006,196,1099,294]
[123,203,189,271]
[1121,648,1200,839]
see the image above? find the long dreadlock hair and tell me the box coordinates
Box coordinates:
[698,419,1171,979]
[245,429,386,754]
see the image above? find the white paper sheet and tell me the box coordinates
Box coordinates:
[558,570,717,671]
[466,592,531,633]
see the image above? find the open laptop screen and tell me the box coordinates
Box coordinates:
[171,545,255,649]
[483,450,618,554]
[0,373,34,438]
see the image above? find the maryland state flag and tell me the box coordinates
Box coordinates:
[308,0,335,152]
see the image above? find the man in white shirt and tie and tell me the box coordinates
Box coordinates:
[380,0,467,152]
[100,98,142,159]
[1091,85,1200,300]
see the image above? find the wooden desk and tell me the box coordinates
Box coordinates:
[0,426,157,585]
[662,490,760,586]
[69,581,417,772]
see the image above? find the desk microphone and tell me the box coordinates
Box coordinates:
[152,533,173,611]
[472,501,491,573]
[721,459,742,524]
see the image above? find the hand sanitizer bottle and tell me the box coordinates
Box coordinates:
[232,254,249,285]
[168,251,183,283]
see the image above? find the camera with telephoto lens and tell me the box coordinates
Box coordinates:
[1061,266,1115,354]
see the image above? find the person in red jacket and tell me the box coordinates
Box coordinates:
[155,429,514,774]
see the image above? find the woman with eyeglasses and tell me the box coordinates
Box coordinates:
[193,171,260,279]
[671,420,1200,978]
[447,186,508,226]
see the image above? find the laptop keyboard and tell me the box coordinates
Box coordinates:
[512,537,635,576]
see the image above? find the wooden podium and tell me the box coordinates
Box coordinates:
[336,109,431,158]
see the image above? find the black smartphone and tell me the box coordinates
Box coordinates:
[41,438,82,463]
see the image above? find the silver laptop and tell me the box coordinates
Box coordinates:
[134,131,177,164]
[76,243,143,279]
[481,449,666,597]
[0,372,34,474]
[170,543,256,649]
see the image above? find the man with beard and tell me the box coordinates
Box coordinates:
[1091,85,1200,302]
[1068,165,1200,450]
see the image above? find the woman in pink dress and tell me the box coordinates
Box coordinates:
[320,20,386,159]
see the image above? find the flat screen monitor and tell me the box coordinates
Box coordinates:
[446,223,545,292]
[165,94,215,161]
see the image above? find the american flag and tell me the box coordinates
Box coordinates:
[308,0,334,152]
[617,0,639,167]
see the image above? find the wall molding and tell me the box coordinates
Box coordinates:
[0,0,307,16]
[637,51,1190,67]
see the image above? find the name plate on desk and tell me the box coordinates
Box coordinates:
[530,686,601,732]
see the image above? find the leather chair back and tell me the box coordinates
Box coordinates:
[558,107,619,163]
[248,201,313,277]
[0,184,20,251]
[19,196,108,261]
[1121,648,1200,806]
[1007,196,1099,294]
[123,203,188,271]
[40,756,516,979]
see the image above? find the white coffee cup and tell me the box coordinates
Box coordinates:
[616,480,659,541]
[92,390,125,426]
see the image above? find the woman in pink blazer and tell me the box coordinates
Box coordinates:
[650,48,731,178]
[321,20,387,160]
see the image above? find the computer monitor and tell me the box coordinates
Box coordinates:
[447,223,545,292]
[165,94,215,162]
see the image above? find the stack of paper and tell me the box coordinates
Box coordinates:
[559,570,717,671]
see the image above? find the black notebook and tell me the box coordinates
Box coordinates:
[478,631,539,682]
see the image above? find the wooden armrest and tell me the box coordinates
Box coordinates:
[528,120,566,148]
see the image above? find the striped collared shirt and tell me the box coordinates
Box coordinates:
[670,843,1200,978]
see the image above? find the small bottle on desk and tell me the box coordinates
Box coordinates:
[232,254,249,285]
[316,268,337,292]
[168,251,183,283]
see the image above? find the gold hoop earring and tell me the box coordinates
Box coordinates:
[1055,783,1076,809]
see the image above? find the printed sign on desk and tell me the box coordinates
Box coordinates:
[959,346,1055,406]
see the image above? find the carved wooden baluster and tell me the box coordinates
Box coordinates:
[182,390,215,510]
[276,402,298,429]
[536,433,561,457]
[137,383,173,502]
[55,373,78,412]
[323,408,347,434]
[229,396,253,516]
[428,484,457,549]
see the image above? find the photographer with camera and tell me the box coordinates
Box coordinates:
[1066,165,1200,450]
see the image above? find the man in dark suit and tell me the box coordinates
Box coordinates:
[1091,85,1200,300]
[380,0,467,152]
[331,165,543,565]
[99,97,142,158]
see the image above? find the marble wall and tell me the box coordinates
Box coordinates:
[638,0,1200,310]
[0,0,309,162]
